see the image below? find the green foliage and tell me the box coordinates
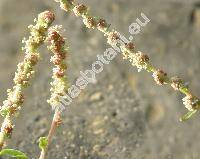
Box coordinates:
[180,110,197,122]
[0,149,29,159]
[39,137,48,150]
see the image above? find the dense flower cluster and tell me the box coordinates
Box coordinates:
[170,76,183,91]
[107,31,120,45]
[83,16,97,29]
[0,11,55,148]
[55,0,74,12]
[128,51,149,72]
[38,26,69,159]
[121,42,135,59]
[152,70,168,85]
[1,118,13,138]
[73,4,88,16]
[182,95,200,111]
[55,0,200,120]
[46,26,69,111]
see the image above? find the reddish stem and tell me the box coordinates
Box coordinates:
[39,111,61,159]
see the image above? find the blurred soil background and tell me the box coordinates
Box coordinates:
[0,0,200,158]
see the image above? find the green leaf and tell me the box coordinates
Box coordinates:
[180,110,197,122]
[0,149,29,159]
[39,137,48,150]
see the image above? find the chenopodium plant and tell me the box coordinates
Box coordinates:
[0,0,200,158]
[0,11,69,159]
[54,0,200,121]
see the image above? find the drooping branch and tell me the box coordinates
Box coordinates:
[54,0,200,121]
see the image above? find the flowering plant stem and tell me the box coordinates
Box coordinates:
[0,10,69,158]
[0,11,55,149]
[0,1,199,158]
[54,0,200,121]
[39,25,69,159]
[39,111,61,159]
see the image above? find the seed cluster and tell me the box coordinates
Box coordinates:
[0,11,55,147]
[46,26,69,111]
[55,0,200,120]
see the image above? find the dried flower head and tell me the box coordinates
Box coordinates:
[152,69,167,85]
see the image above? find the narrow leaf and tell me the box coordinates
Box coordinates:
[180,110,197,122]
[0,149,29,159]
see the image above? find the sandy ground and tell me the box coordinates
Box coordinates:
[0,0,200,159]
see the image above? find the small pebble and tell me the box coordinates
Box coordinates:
[90,92,103,102]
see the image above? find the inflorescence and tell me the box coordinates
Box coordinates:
[0,1,199,158]
[46,26,69,112]
[38,26,69,159]
[54,0,200,121]
[0,9,70,158]
[0,11,55,149]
